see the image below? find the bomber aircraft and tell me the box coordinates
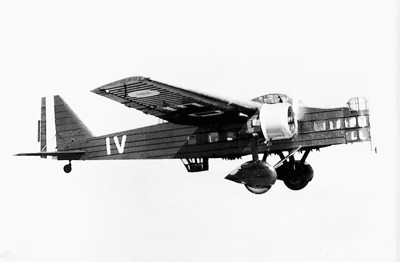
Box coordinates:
[16,76,372,194]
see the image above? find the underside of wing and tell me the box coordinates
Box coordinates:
[91,77,261,125]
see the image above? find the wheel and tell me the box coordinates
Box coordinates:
[245,184,271,194]
[283,162,313,191]
[63,163,72,173]
[226,160,277,195]
[284,177,309,190]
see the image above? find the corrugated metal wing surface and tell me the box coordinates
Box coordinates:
[92,76,259,125]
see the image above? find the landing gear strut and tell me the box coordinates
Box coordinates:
[63,161,72,173]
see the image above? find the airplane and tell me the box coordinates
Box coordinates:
[16,76,372,194]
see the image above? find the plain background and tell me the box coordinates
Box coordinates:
[0,0,397,261]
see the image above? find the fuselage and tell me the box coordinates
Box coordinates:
[65,105,370,161]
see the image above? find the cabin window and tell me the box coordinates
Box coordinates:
[329,119,341,129]
[346,131,358,141]
[208,132,219,143]
[187,135,197,145]
[314,121,326,131]
[359,129,369,140]
[345,117,357,128]
[358,116,368,127]
[226,131,237,141]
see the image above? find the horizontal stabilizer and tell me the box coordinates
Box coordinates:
[15,150,85,160]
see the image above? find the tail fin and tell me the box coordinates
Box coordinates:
[39,95,92,154]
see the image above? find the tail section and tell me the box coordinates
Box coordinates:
[39,95,92,153]
[17,95,91,161]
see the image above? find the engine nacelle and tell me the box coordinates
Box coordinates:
[259,103,297,140]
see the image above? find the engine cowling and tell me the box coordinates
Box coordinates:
[259,103,297,141]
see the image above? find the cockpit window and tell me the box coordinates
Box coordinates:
[252,93,292,104]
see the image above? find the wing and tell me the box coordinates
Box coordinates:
[91,76,261,125]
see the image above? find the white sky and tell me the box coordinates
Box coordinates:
[0,0,397,261]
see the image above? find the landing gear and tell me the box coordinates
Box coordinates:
[275,149,314,191]
[226,160,277,194]
[225,133,315,194]
[225,134,277,194]
[280,161,313,190]
[63,161,72,173]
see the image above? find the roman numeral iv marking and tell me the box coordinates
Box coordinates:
[106,135,127,155]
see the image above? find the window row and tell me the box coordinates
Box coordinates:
[346,129,370,141]
[187,131,238,145]
[313,115,369,132]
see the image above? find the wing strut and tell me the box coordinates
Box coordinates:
[300,149,311,164]
[273,146,302,169]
